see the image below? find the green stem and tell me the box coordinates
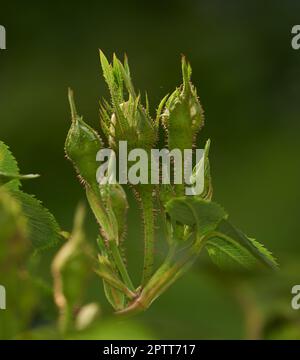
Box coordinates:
[116,253,193,317]
[140,187,155,286]
[116,232,213,317]
[58,303,72,335]
[109,241,134,291]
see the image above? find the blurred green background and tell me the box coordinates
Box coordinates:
[1,0,300,339]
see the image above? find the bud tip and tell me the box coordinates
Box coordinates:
[68,87,78,122]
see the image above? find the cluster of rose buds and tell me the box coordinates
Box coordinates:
[65,52,277,315]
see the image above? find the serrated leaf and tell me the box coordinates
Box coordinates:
[10,190,61,251]
[112,53,125,101]
[0,188,29,263]
[206,236,258,270]
[165,196,227,237]
[0,140,21,190]
[116,57,136,98]
[213,219,278,269]
[248,237,278,268]
[99,50,115,94]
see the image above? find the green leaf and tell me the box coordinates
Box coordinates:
[11,190,61,251]
[99,51,156,152]
[190,139,213,200]
[99,50,117,101]
[97,253,127,311]
[248,237,278,268]
[0,141,39,190]
[116,56,136,99]
[156,93,169,126]
[0,188,29,264]
[165,196,227,237]
[96,235,134,310]
[211,219,278,269]
[112,53,125,101]
[0,140,21,190]
[99,51,128,128]
[206,236,258,270]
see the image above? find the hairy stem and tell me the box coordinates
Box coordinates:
[139,187,155,286]
[117,234,208,317]
[116,231,215,317]
[109,241,134,291]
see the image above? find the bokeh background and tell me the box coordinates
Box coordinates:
[1,0,300,339]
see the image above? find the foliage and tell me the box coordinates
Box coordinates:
[64,52,278,316]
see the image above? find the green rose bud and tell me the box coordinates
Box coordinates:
[99,51,157,153]
[162,56,204,152]
[65,88,128,243]
[65,88,103,192]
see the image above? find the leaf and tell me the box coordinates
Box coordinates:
[116,57,136,98]
[0,141,40,190]
[0,140,21,190]
[248,237,278,268]
[206,236,258,270]
[97,253,127,311]
[165,196,227,237]
[211,219,278,269]
[11,190,61,251]
[0,188,28,263]
[99,51,131,141]
[190,139,213,200]
[95,257,133,300]
[99,50,116,100]
[96,235,134,310]
[156,93,169,126]
[112,53,125,101]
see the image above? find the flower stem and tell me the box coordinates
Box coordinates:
[116,232,213,317]
[109,241,135,291]
[140,187,155,286]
